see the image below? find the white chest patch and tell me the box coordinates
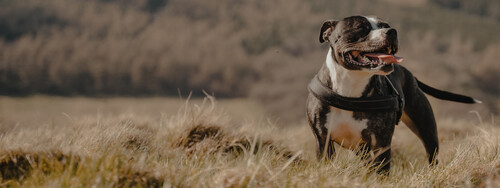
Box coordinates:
[326,49,373,97]
[326,107,368,148]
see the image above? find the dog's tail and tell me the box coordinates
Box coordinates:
[416,79,481,104]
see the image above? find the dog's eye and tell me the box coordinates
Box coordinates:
[378,23,390,28]
[350,25,370,35]
[355,25,370,31]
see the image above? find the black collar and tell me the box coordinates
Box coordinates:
[308,75,403,112]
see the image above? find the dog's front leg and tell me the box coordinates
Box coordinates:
[363,128,395,173]
[307,94,335,160]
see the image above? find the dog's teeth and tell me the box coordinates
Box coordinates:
[362,56,369,63]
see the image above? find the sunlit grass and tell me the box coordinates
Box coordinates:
[0,96,498,187]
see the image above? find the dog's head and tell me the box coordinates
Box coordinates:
[320,16,403,75]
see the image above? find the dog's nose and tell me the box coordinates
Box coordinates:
[386,29,397,38]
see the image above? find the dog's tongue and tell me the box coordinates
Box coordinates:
[365,53,404,64]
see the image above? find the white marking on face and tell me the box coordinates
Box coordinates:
[370,29,384,40]
[366,16,379,30]
[326,48,373,97]
[364,16,385,41]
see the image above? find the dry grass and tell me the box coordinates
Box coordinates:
[0,96,499,187]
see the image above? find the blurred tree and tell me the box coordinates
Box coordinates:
[0,6,65,42]
[144,0,169,14]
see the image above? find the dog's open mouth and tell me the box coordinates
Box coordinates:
[346,48,403,68]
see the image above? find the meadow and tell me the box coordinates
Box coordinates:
[1,0,499,187]
[0,96,498,187]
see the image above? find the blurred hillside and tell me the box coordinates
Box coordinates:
[0,0,499,122]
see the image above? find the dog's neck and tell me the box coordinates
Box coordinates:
[326,48,374,98]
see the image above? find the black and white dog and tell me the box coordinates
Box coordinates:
[306,16,480,171]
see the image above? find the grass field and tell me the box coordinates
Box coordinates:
[0,96,499,187]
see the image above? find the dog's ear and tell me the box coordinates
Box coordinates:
[319,20,337,43]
